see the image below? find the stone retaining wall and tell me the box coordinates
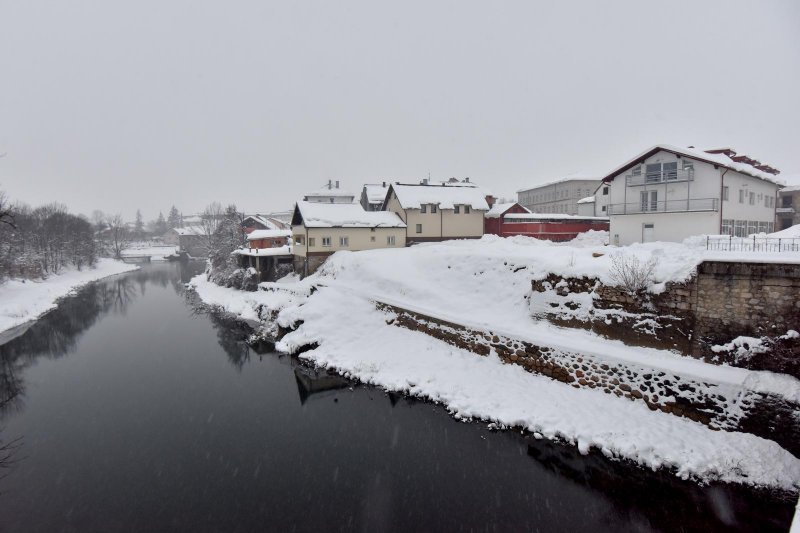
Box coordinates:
[377,302,799,454]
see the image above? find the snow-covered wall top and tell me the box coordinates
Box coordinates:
[392,184,490,210]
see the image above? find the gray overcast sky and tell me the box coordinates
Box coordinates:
[1,0,799,220]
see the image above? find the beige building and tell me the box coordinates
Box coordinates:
[383,183,490,244]
[291,201,407,276]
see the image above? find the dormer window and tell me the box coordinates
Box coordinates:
[421,204,427,213]
[454,205,460,214]
[431,204,437,214]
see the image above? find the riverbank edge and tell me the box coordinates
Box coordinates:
[0,259,140,340]
[186,273,800,496]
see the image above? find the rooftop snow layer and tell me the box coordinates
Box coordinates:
[305,184,356,198]
[246,229,291,240]
[577,196,596,204]
[392,184,490,210]
[516,173,602,193]
[363,183,390,204]
[173,225,209,236]
[504,213,609,221]
[485,202,528,218]
[604,145,785,185]
[294,201,406,228]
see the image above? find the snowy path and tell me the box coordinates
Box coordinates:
[0,259,139,334]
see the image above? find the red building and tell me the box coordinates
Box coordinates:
[485,202,609,241]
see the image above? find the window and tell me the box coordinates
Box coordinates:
[663,162,678,180]
[768,222,774,233]
[370,236,375,242]
[645,164,661,183]
[454,205,460,214]
[782,196,792,208]
[645,162,677,182]
[758,221,768,233]
[682,160,694,170]
[308,238,315,247]
[640,190,657,212]
[339,236,349,247]
[464,205,470,214]
[415,224,422,234]
[723,186,729,201]
[601,205,607,212]
[748,192,754,205]
[739,190,744,203]
[602,187,609,195]
[322,237,331,247]
[295,235,305,245]
[386,235,396,245]
[421,204,427,213]
[747,221,757,235]
[632,166,642,177]
[734,220,746,237]
[721,219,733,236]
[431,204,437,214]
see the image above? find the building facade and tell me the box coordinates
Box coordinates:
[291,201,407,276]
[776,185,800,231]
[603,145,781,245]
[517,177,602,215]
[383,183,489,245]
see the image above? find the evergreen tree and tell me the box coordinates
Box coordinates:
[155,212,167,234]
[167,205,181,229]
[134,209,144,237]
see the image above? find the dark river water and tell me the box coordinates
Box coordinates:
[0,262,794,532]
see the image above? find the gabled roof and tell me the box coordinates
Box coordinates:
[173,225,209,236]
[242,214,286,230]
[387,183,490,211]
[485,202,529,218]
[292,201,406,228]
[363,183,390,204]
[602,144,784,185]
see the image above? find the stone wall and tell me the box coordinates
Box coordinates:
[530,260,800,375]
[377,302,799,454]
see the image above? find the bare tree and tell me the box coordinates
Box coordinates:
[608,253,657,295]
[0,190,14,228]
[106,214,129,259]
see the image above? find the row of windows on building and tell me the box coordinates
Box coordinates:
[721,186,776,207]
[720,219,775,237]
[419,204,471,214]
[520,188,596,205]
[295,235,397,247]
[533,204,573,214]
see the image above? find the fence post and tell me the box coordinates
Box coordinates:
[753,234,756,252]
[706,235,709,250]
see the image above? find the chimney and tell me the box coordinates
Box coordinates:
[485,195,496,207]
[327,179,332,190]
[382,181,386,187]
[335,180,340,189]
[465,177,470,183]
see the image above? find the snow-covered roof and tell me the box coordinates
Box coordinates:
[246,229,292,241]
[485,202,529,218]
[391,184,490,211]
[516,173,602,193]
[577,196,596,204]
[603,145,785,185]
[503,213,609,221]
[173,225,209,236]
[363,183,390,204]
[769,224,800,238]
[293,201,406,228]
[233,245,293,257]
[243,214,286,230]
[305,183,356,199]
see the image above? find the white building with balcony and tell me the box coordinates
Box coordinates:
[602,145,782,245]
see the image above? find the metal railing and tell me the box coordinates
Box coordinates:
[607,197,718,215]
[705,235,800,252]
[626,168,694,186]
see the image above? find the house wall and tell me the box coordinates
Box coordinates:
[576,202,595,217]
[500,219,610,241]
[607,150,779,245]
[249,237,286,249]
[385,190,485,243]
[518,179,601,215]
[776,189,800,230]
[595,183,610,216]
[291,225,406,257]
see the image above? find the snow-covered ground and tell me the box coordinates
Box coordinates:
[188,235,800,491]
[0,258,139,334]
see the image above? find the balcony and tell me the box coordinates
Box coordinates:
[607,198,719,215]
[776,207,795,214]
[625,168,694,186]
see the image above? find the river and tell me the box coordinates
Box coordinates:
[0,262,794,532]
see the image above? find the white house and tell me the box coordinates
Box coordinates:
[603,145,782,245]
[304,180,356,204]
[517,174,602,215]
[382,183,490,245]
[291,201,407,276]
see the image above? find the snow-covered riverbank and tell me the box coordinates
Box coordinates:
[188,236,800,492]
[0,258,139,335]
